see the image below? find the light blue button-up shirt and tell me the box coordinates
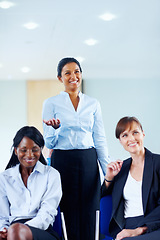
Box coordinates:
[42,91,110,175]
[0,161,62,231]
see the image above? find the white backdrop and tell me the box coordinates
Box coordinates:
[84,78,160,161]
[0,81,27,172]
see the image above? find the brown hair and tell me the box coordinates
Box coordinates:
[115,116,143,139]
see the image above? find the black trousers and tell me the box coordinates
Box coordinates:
[51,148,101,240]
[121,216,160,240]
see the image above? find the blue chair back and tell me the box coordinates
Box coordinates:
[100,195,112,239]
[52,206,62,237]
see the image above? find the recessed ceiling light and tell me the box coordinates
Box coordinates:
[76,57,85,63]
[0,1,15,9]
[0,63,3,68]
[99,13,116,21]
[23,22,39,30]
[84,38,98,46]
[21,67,31,73]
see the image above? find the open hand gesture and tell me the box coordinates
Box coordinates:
[43,118,61,129]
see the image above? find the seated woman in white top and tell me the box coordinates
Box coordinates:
[102,116,160,240]
[0,126,62,240]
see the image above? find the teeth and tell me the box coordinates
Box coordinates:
[25,159,34,162]
[128,143,137,147]
[70,80,78,83]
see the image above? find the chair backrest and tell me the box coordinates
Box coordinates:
[52,206,63,237]
[100,195,112,237]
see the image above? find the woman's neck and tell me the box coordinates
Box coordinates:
[65,90,80,111]
[20,165,34,187]
[130,148,145,181]
[65,89,79,97]
[130,147,145,164]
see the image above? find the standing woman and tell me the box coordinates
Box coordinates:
[102,116,160,240]
[42,57,110,240]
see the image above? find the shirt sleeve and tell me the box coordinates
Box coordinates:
[92,100,111,175]
[0,175,10,231]
[42,98,60,149]
[25,168,62,230]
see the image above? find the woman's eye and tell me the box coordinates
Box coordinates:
[20,149,27,152]
[133,131,138,135]
[122,134,127,138]
[32,148,39,152]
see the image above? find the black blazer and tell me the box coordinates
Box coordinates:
[102,148,160,238]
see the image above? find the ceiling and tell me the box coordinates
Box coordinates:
[0,0,160,81]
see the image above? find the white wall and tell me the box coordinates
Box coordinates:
[84,78,160,160]
[0,80,27,172]
[1,78,160,172]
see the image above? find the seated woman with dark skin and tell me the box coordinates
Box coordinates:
[0,126,62,240]
[102,116,160,240]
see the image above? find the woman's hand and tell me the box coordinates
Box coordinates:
[116,227,147,240]
[105,160,123,184]
[43,118,61,129]
[0,228,7,239]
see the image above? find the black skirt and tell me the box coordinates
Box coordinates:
[51,148,101,240]
[11,219,60,240]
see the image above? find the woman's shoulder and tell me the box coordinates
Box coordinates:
[43,164,61,178]
[120,157,132,171]
[145,148,160,170]
[81,93,100,107]
[145,148,160,159]
[0,164,19,181]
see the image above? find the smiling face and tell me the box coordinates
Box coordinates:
[58,62,82,93]
[119,121,145,155]
[14,136,41,172]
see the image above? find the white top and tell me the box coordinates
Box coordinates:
[123,171,144,218]
[0,161,62,231]
[42,91,111,175]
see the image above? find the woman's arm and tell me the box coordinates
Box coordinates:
[101,160,123,197]
[104,160,123,187]
[116,227,147,240]
[43,118,60,129]
[25,168,62,230]
[0,175,10,231]
[135,157,160,232]
[92,101,111,175]
[42,98,61,149]
[137,204,160,232]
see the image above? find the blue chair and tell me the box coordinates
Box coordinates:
[100,195,113,240]
[52,206,63,238]
[53,207,68,240]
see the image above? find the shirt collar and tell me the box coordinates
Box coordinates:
[32,161,45,174]
[60,91,82,98]
[3,161,45,177]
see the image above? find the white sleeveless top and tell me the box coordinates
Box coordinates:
[123,171,144,218]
